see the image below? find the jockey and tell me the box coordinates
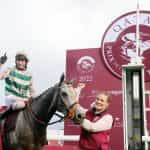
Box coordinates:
[0,51,36,120]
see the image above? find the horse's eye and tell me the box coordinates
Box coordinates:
[61,92,68,97]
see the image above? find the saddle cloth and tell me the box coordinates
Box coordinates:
[4,110,19,133]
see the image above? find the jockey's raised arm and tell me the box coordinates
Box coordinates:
[0,53,8,80]
[0,53,7,65]
[0,51,36,120]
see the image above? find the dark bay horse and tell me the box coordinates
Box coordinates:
[2,74,84,150]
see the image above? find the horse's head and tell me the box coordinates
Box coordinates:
[29,74,84,126]
[54,74,85,124]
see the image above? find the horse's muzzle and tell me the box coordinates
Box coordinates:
[73,106,85,124]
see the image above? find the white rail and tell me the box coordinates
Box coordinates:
[142,136,150,142]
[46,130,79,141]
[47,135,79,141]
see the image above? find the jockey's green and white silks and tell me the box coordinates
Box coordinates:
[5,67,32,99]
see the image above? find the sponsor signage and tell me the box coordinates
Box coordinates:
[101,11,150,81]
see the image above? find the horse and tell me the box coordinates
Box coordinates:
[1,74,84,150]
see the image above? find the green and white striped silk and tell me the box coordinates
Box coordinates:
[5,67,32,99]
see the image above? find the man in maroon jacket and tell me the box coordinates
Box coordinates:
[79,92,113,150]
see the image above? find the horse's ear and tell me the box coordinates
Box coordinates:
[58,73,65,86]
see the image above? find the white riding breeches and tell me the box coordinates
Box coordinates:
[5,95,26,110]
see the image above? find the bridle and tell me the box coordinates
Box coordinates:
[28,83,79,126]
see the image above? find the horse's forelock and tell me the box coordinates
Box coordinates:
[58,73,65,86]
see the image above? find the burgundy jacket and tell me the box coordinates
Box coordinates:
[79,109,113,150]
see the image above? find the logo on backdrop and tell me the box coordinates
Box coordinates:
[76,56,96,74]
[101,11,150,81]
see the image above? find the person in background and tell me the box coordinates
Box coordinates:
[75,84,113,150]
[0,51,36,119]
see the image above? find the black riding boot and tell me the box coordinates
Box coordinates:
[0,107,13,120]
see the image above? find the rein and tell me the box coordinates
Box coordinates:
[27,100,47,126]
[48,112,65,125]
[48,102,79,125]
[30,108,47,126]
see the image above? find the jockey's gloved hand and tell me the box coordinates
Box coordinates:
[0,52,7,64]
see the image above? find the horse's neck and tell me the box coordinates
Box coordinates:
[31,87,57,124]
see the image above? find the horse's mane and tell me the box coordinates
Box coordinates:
[31,86,56,101]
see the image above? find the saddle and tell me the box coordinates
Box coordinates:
[1,108,26,150]
[0,110,20,150]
